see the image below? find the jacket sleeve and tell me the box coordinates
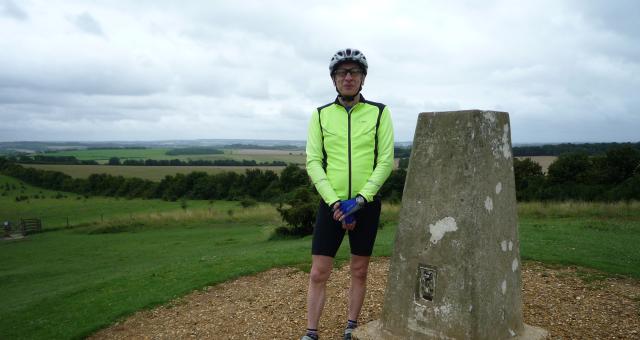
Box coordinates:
[357,106,394,202]
[306,109,340,205]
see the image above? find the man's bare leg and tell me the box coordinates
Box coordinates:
[348,254,371,321]
[307,255,334,330]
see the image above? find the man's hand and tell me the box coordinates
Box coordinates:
[331,201,357,230]
[331,201,342,221]
[342,219,356,231]
[334,196,366,230]
[338,196,366,219]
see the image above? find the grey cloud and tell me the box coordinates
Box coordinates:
[0,54,170,96]
[572,0,640,40]
[1,1,638,143]
[72,12,104,36]
[1,0,27,20]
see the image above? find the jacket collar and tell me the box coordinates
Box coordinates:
[334,94,366,107]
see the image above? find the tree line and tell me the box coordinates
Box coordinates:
[12,155,99,165]
[0,157,406,203]
[3,145,638,236]
[3,144,639,203]
[395,142,640,158]
[513,142,640,157]
[515,145,640,201]
[8,155,288,167]
[112,158,288,167]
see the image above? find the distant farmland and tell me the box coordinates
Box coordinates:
[23,153,554,180]
[23,164,287,181]
[44,148,306,164]
[515,156,557,173]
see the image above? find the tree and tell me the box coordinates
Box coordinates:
[398,157,410,169]
[379,169,406,202]
[108,157,121,165]
[547,152,591,184]
[513,158,544,201]
[604,146,640,184]
[279,164,309,192]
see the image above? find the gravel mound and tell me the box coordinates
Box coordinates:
[90,258,640,339]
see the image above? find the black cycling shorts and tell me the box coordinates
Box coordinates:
[312,198,382,257]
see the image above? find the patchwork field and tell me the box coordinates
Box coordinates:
[41,148,306,164]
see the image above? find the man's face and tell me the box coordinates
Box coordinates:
[332,61,365,97]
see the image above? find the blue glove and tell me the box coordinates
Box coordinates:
[344,212,356,225]
[339,196,366,223]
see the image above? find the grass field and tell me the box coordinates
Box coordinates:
[518,201,640,278]
[0,200,398,340]
[43,148,307,164]
[21,164,287,181]
[0,175,235,228]
[1,176,638,339]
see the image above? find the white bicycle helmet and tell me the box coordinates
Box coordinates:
[329,48,368,75]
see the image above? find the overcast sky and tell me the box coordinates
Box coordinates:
[1,0,638,144]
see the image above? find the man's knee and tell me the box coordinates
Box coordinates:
[310,263,332,284]
[350,261,369,281]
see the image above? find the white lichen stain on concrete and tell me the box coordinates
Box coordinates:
[512,258,519,272]
[399,253,405,262]
[508,240,513,251]
[500,124,512,159]
[496,182,502,194]
[429,217,458,244]
[434,303,453,322]
[501,280,507,295]
[408,303,434,336]
[501,240,508,252]
[407,317,420,334]
[468,305,473,312]
[509,328,516,337]
[484,111,496,124]
[484,112,511,160]
[485,196,493,211]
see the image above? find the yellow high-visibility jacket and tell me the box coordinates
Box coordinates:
[306,95,394,205]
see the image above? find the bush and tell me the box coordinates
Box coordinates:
[240,197,258,208]
[608,175,640,201]
[275,186,319,237]
[270,226,299,239]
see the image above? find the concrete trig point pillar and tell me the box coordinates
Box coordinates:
[354,110,547,339]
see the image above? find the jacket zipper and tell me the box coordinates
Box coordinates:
[347,107,352,198]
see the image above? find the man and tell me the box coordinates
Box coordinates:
[303,48,394,340]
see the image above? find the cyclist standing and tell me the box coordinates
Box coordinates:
[302,48,394,340]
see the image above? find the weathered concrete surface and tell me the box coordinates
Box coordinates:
[353,320,549,340]
[357,110,546,339]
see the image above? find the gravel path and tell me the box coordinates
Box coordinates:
[90,258,640,339]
